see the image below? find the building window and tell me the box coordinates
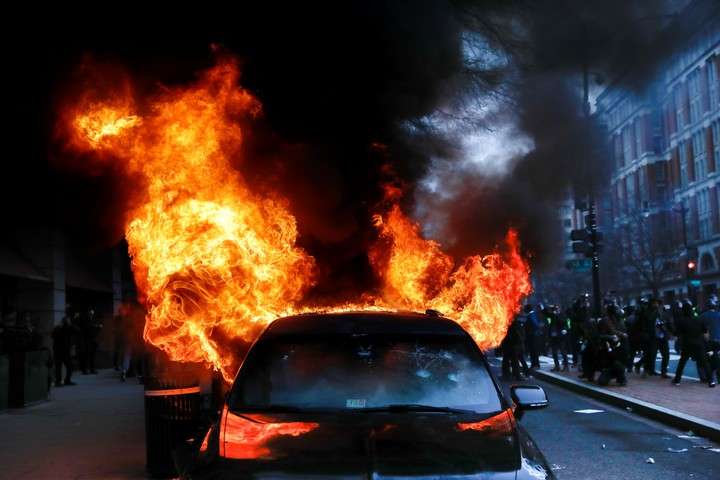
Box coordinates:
[657,185,666,201]
[656,163,665,180]
[639,168,648,203]
[626,174,636,211]
[688,69,702,124]
[675,84,686,131]
[635,118,643,157]
[679,141,688,186]
[701,253,716,273]
[709,58,719,110]
[713,121,720,169]
[698,189,711,239]
[623,126,633,164]
[692,131,706,181]
[563,218,572,228]
[614,134,623,168]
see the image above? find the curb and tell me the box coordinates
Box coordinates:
[533,369,720,443]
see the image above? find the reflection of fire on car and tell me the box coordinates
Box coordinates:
[177,311,553,479]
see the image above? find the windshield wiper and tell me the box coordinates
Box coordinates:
[235,404,312,413]
[357,404,476,414]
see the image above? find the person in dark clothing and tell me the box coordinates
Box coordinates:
[674,302,714,387]
[700,297,720,386]
[643,299,671,378]
[623,305,640,373]
[570,295,591,367]
[52,314,78,386]
[524,304,544,369]
[579,316,600,381]
[79,308,103,374]
[596,313,628,386]
[545,305,569,372]
[501,314,527,380]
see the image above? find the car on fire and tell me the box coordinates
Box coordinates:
[177,311,554,479]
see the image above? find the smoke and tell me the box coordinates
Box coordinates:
[414,0,718,269]
[10,0,716,287]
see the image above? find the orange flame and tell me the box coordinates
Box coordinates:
[62,58,315,381]
[369,196,531,350]
[60,57,531,382]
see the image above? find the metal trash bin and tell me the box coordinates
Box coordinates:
[144,376,201,478]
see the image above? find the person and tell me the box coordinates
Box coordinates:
[119,302,146,382]
[700,296,720,386]
[79,307,103,374]
[579,314,600,382]
[1,311,33,352]
[643,298,671,378]
[623,305,640,373]
[524,304,544,370]
[570,295,591,368]
[112,311,124,371]
[545,305,569,372]
[674,301,714,387]
[501,314,527,381]
[52,312,78,386]
[596,312,628,386]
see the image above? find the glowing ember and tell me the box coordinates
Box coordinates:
[59,56,532,382]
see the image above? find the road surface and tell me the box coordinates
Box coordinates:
[489,358,719,480]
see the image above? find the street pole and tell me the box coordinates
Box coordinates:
[676,203,693,300]
[583,60,602,318]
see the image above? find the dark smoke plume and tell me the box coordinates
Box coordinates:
[416,0,719,269]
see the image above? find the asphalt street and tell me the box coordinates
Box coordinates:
[489,359,720,480]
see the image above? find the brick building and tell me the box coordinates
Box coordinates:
[596,6,720,301]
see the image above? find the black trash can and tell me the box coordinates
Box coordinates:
[144,375,201,478]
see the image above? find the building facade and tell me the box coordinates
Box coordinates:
[596,7,720,302]
[1,227,131,363]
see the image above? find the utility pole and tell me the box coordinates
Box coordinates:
[582,59,602,319]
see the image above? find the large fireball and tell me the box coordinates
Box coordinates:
[60,57,531,382]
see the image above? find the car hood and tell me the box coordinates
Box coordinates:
[183,409,553,480]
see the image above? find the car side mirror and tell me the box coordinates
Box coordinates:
[510,385,548,419]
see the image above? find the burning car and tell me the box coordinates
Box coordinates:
[176,311,553,479]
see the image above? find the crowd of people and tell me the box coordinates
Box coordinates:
[500,293,720,388]
[50,306,104,386]
[0,302,146,388]
[52,303,146,386]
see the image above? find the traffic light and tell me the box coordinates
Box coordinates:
[570,226,603,258]
[570,229,591,256]
[687,260,696,270]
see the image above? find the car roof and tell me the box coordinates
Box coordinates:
[262,311,468,338]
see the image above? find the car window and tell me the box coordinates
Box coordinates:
[230,333,502,413]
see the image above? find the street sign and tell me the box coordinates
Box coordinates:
[566,258,592,271]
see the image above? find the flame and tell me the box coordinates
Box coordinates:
[220,409,319,459]
[62,58,315,381]
[369,194,531,349]
[60,56,531,382]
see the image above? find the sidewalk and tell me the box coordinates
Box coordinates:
[529,356,720,441]
[0,369,145,480]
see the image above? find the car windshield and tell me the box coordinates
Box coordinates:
[229,333,502,414]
